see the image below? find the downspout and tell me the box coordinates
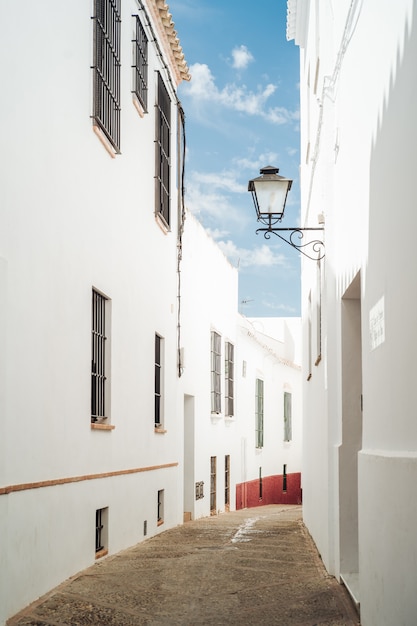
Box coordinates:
[176,103,186,377]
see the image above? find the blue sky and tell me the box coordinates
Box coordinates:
[169,0,301,317]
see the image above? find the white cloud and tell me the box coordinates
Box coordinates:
[186,63,217,99]
[192,170,246,193]
[217,240,287,268]
[185,177,241,223]
[231,45,254,70]
[184,63,298,125]
[261,299,298,314]
[286,147,298,157]
[184,168,250,226]
[263,106,300,124]
[233,153,280,172]
[205,227,230,240]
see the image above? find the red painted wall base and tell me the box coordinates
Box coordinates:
[236,473,302,510]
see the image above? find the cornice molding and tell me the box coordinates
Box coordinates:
[148,0,191,85]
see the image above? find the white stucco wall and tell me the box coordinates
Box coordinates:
[179,213,240,518]
[293,0,417,622]
[236,317,302,486]
[180,213,302,518]
[0,1,185,622]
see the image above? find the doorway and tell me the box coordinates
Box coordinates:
[340,272,362,605]
[210,456,217,515]
[183,395,195,521]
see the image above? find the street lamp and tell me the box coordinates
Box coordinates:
[248,166,325,261]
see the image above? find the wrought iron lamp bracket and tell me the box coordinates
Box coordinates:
[256,223,325,261]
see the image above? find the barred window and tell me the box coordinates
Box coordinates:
[255,378,264,448]
[211,331,221,413]
[157,489,164,525]
[225,342,234,417]
[91,289,109,422]
[284,391,292,442]
[92,0,121,153]
[155,334,164,427]
[155,73,171,225]
[225,455,230,508]
[132,15,148,112]
[95,507,108,556]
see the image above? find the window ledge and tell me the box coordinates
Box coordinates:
[92,124,117,159]
[91,423,115,431]
[132,93,146,118]
[95,548,108,560]
[157,519,164,527]
[155,213,170,234]
[154,427,167,434]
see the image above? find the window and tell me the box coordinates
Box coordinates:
[95,507,108,557]
[157,490,164,525]
[132,15,148,113]
[255,378,264,448]
[210,456,217,514]
[155,334,164,428]
[155,73,171,226]
[211,331,221,413]
[92,0,121,153]
[91,289,110,423]
[195,481,204,500]
[225,455,230,509]
[284,391,292,442]
[225,342,234,417]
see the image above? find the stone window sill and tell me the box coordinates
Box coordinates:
[95,548,108,560]
[91,423,115,431]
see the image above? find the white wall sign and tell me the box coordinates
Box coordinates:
[369,296,385,350]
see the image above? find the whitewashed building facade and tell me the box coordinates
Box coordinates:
[0,1,303,622]
[180,213,302,521]
[0,1,190,622]
[287,0,417,623]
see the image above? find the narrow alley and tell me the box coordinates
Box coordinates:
[8,506,360,626]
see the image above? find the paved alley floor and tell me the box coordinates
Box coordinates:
[8,505,360,626]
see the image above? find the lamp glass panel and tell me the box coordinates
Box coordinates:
[253,178,289,217]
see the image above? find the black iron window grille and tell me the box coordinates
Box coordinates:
[195,481,204,500]
[91,290,107,422]
[155,73,171,225]
[154,334,163,427]
[157,489,164,523]
[255,378,264,448]
[211,331,221,413]
[132,15,148,112]
[92,0,121,153]
[225,342,234,417]
[95,508,104,552]
[225,455,230,507]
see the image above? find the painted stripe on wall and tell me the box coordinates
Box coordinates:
[0,462,179,496]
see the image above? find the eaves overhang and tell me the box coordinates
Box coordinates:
[286,0,309,48]
[148,0,191,85]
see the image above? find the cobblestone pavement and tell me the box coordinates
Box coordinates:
[8,505,360,626]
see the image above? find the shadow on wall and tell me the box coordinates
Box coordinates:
[367,7,417,415]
